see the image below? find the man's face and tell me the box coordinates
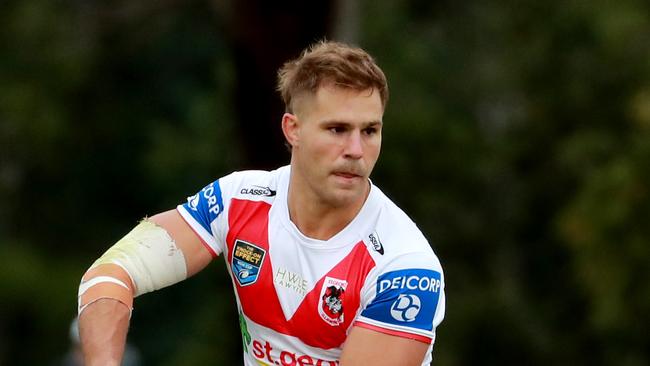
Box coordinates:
[289,84,383,208]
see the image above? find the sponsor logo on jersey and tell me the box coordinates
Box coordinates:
[368,232,384,255]
[361,268,441,331]
[390,294,421,322]
[318,277,347,326]
[251,338,339,366]
[232,240,266,286]
[240,185,277,197]
[274,267,308,296]
[187,193,200,210]
[185,181,224,215]
[183,180,225,234]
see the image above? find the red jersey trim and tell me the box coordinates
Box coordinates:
[353,321,433,344]
[176,207,219,258]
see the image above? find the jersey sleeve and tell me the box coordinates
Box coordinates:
[176,178,228,257]
[354,252,445,344]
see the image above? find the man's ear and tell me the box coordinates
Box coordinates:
[281,113,300,148]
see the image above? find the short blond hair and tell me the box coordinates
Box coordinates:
[277,40,389,113]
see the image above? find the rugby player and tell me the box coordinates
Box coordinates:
[78,40,445,366]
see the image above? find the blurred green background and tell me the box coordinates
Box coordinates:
[1,0,649,365]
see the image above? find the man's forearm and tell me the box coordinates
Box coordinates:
[79,298,131,366]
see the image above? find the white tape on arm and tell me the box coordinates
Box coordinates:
[79,276,130,295]
[87,219,188,297]
[77,276,132,313]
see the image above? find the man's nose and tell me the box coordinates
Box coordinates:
[344,130,363,159]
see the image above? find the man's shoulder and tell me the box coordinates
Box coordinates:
[216,165,288,199]
[366,188,441,271]
[374,193,430,248]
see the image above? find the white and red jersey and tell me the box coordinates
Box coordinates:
[177,166,445,365]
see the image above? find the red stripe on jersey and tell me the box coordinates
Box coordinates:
[226,198,377,349]
[287,242,376,348]
[226,199,288,332]
[226,198,284,329]
[353,321,433,344]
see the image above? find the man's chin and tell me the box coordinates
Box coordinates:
[324,185,368,208]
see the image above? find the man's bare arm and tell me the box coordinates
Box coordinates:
[78,209,212,365]
[149,209,213,277]
[79,298,131,366]
[339,326,430,366]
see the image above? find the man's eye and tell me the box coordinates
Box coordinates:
[363,127,378,135]
[329,126,345,133]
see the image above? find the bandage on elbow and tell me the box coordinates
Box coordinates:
[78,219,188,315]
[78,263,134,313]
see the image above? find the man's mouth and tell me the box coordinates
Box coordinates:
[334,172,360,178]
[331,169,366,184]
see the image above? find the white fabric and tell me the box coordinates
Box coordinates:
[177,166,445,366]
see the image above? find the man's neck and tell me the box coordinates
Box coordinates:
[287,177,369,241]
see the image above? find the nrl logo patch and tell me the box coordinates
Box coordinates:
[318,277,347,326]
[232,239,266,286]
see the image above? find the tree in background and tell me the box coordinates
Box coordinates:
[363,1,650,365]
[0,0,333,364]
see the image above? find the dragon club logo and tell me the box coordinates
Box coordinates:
[318,277,347,326]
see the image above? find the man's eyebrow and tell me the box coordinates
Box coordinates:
[363,120,383,127]
[319,119,383,127]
